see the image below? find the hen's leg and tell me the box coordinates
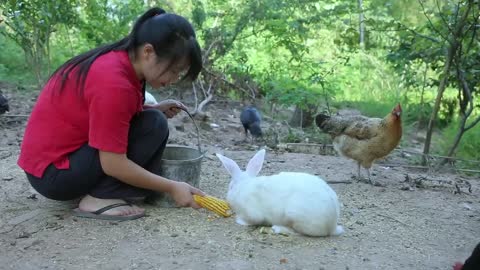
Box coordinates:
[366,167,384,186]
[357,163,361,179]
[366,168,373,184]
[243,127,249,142]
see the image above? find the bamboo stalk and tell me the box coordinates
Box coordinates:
[279,143,479,165]
[379,164,430,169]
[454,168,480,174]
[379,163,480,174]
[1,114,30,118]
[326,180,352,184]
[395,149,480,164]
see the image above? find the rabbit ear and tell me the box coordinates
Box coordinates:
[216,153,242,177]
[246,149,265,177]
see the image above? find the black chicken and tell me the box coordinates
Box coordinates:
[0,92,9,115]
[240,106,262,140]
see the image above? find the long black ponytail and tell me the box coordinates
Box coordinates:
[51,7,202,93]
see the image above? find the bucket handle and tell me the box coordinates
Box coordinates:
[179,107,203,155]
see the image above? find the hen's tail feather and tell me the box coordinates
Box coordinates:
[315,114,330,129]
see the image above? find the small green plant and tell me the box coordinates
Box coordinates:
[302,126,332,145]
[283,128,303,143]
[403,102,433,129]
[0,37,36,84]
[435,120,480,169]
[264,77,323,111]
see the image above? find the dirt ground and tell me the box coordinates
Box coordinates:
[0,85,479,270]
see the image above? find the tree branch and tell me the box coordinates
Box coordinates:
[202,38,220,65]
[465,115,480,131]
[465,4,479,53]
[1,20,32,47]
[202,68,254,99]
[192,82,199,112]
[406,27,441,43]
[435,0,454,34]
[418,0,448,42]
[370,22,440,43]
[196,92,213,115]
[210,11,253,64]
[452,46,478,134]
[191,74,216,116]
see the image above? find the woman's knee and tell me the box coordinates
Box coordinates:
[131,109,168,135]
[26,172,85,201]
[142,109,168,131]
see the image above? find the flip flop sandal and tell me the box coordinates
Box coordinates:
[73,202,145,221]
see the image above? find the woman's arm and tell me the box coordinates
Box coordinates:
[143,104,155,110]
[144,99,186,118]
[99,151,203,208]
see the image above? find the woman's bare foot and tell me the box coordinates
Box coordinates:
[78,195,145,217]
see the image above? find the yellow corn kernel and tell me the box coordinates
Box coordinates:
[193,195,232,217]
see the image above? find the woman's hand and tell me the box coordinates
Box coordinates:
[153,99,187,118]
[169,181,205,209]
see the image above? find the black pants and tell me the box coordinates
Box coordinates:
[26,109,169,201]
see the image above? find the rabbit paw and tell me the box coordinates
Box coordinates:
[332,225,344,236]
[271,225,294,236]
[259,226,274,234]
[235,217,251,226]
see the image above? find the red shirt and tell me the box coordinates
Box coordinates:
[18,50,144,178]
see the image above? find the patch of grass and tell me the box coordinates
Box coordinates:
[282,128,303,143]
[332,100,395,117]
[434,120,480,169]
[0,37,37,85]
[302,126,332,145]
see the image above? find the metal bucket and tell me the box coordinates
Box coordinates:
[161,144,203,188]
[147,108,204,207]
[149,145,203,207]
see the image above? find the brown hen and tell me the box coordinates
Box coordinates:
[315,104,402,183]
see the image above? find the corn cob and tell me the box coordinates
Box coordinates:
[193,195,232,217]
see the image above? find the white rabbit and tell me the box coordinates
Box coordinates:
[144,91,158,105]
[216,149,343,237]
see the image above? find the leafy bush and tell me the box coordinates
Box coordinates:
[0,36,36,84]
[436,120,480,165]
[264,77,323,110]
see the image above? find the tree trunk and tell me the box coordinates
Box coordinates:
[191,77,215,116]
[26,48,43,89]
[437,111,480,167]
[439,119,466,167]
[422,0,473,165]
[422,45,456,164]
[289,105,317,128]
[358,0,365,49]
[418,63,428,128]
